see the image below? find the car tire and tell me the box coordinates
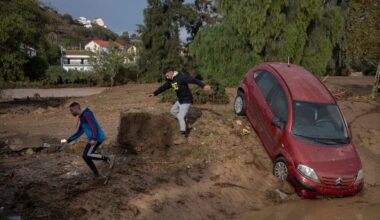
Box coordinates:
[273,157,289,181]
[234,91,246,116]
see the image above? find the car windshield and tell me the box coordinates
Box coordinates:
[292,101,349,145]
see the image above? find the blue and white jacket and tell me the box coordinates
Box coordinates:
[67,108,106,143]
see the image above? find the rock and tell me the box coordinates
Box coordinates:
[274,189,289,200]
[8,138,24,151]
[33,107,45,114]
[47,106,57,112]
[235,120,243,126]
[127,204,140,217]
[241,128,251,135]
[280,181,295,194]
[24,148,35,155]
[33,93,41,99]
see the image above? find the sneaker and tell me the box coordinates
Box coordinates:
[173,134,187,145]
[107,155,115,169]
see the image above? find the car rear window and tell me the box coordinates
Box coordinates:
[254,71,279,101]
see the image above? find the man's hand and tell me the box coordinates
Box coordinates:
[89,140,96,145]
[147,93,155,97]
[203,84,212,91]
[60,139,67,144]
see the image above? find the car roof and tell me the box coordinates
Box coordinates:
[265,62,336,104]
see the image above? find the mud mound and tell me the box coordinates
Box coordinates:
[117,111,175,154]
[0,97,66,114]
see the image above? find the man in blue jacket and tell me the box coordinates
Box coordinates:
[63,102,113,177]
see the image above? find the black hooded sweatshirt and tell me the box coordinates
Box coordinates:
[153,73,205,104]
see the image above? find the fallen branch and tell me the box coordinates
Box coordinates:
[213,182,248,190]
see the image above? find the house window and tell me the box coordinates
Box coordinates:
[81,59,84,64]
[63,58,70,64]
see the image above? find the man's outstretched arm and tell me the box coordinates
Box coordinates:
[149,81,171,97]
[187,76,211,91]
[67,125,84,143]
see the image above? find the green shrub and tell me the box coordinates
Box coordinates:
[43,66,98,85]
[24,55,49,80]
[114,65,139,84]
[44,66,65,84]
[159,78,229,104]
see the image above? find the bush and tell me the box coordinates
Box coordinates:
[114,65,140,85]
[159,78,229,104]
[24,55,49,80]
[44,66,98,85]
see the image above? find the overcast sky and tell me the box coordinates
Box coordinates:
[41,0,193,37]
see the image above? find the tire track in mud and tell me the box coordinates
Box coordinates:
[349,104,380,125]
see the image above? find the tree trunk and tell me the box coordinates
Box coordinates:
[375,62,380,94]
[110,76,114,87]
[375,61,380,93]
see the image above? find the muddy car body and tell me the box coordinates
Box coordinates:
[234,62,364,198]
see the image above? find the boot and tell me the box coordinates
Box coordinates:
[173,132,188,145]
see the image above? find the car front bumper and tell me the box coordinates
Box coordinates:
[289,169,364,198]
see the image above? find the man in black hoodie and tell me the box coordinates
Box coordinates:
[149,67,211,144]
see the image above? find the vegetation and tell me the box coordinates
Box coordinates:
[43,66,98,85]
[345,0,379,74]
[190,1,344,85]
[137,0,198,82]
[1,0,378,91]
[0,0,50,82]
[159,78,229,104]
[91,45,126,86]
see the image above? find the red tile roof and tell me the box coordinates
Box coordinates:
[93,40,110,47]
[92,40,124,48]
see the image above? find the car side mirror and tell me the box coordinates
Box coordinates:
[272,116,285,131]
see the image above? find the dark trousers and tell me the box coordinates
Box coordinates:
[82,142,106,174]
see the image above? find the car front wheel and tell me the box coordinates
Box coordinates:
[234,91,246,116]
[273,157,288,181]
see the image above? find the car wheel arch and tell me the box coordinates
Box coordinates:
[237,87,244,94]
[274,152,294,169]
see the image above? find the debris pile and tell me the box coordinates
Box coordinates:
[117,111,175,154]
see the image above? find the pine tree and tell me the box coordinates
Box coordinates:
[138,0,186,82]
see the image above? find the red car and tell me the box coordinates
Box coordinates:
[234,62,364,198]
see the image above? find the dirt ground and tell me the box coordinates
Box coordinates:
[0,87,106,99]
[0,76,379,220]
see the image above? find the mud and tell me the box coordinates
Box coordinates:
[117,111,174,154]
[0,79,379,220]
[0,87,106,99]
[0,97,66,115]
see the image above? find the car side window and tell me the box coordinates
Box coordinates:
[253,71,264,81]
[255,71,279,101]
[268,85,288,122]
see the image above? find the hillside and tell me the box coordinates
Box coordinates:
[42,6,119,48]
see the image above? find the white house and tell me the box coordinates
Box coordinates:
[92,17,106,28]
[85,40,124,53]
[77,17,92,28]
[61,50,92,71]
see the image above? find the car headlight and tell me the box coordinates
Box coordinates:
[297,164,319,182]
[356,169,364,183]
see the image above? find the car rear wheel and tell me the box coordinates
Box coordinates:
[234,91,246,116]
[273,157,288,181]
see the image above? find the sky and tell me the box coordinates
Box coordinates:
[41,0,193,37]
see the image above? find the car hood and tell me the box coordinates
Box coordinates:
[291,138,362,177]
